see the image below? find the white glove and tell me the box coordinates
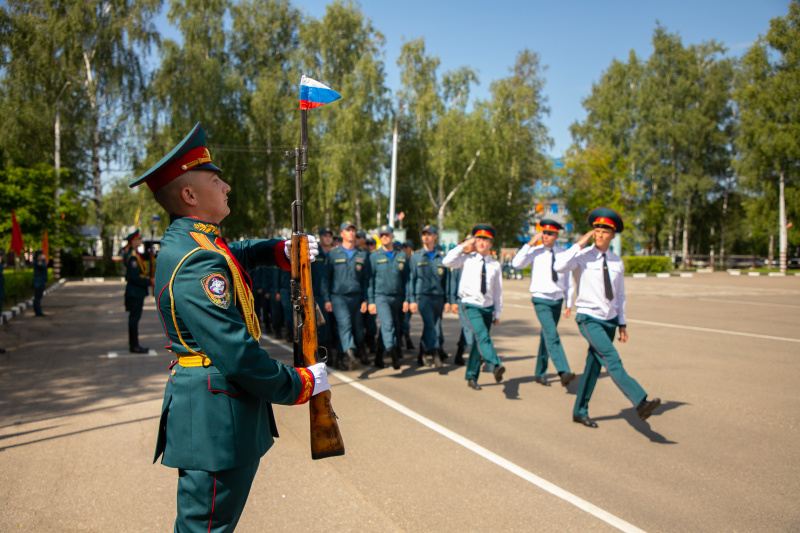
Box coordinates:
[308,362,330,396]
[284,235,319,262]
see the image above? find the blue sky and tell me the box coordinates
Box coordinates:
[156,0,790,157]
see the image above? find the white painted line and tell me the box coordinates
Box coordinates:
[626,319,800,344]
[679,273,693,278]
[632,273,647,278]
[108,352,118,358]
[747,272,761,277]
[698,298,800,310]
[656,273,670,278]
[264,337,647,533]
[768,272,785,277]
[729,271,741,276]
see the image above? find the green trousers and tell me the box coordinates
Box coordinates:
[532,297,571,378]
[573,314,647,418]
[175,459,259,533]
[464,304,502,382]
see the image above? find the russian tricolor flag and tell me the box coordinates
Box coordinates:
[299,75,341,110]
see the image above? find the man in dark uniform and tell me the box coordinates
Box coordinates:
[356,230,377,355]
[367,225,408,369]
[321,221,369,371]
[312,228,334,365]
[448,264,469,366]
[268,266,284,339]
[554,207,661,427]
[129,122,327,531]
[407,224,449,368]
[401,240,415,350]
[122,230,150,352]
[32,250,48,317]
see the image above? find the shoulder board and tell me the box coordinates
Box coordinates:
[377,258,388,263]
[335,258,346,263]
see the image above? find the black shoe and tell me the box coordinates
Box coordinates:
[389,347,401,370]
[431,349,442,369]
[404,335,414,350]
[438,348,448,362]
[533,376,551,387]
[374,348,385,369]
[559,372,576,387]
[130,345,149,354]
[35,313,47,317]
[493,365,506,383]
[0,348,6,354]
[467,379,482,390]
[573,415,598,428]
[345,349,360,371]
[636,397,661,421]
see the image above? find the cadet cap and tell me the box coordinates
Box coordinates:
[421,224,437,235]
[319,227,333,236]
[378,224,394,235]
[355,230,366,239]
[588,207,624,233]
[129,122,222,192]
[472,223,496,239]
[339,221,356,231]
[125,229,141,242]
[539,219,564,232]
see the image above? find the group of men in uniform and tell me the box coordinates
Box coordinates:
[124,121,661,531]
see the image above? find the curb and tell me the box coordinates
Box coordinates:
[1,279,67,326]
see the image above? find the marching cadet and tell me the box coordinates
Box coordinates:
[356,230,377,355]
[448,265,469,366]
[511,219,576,388]
[367,225,408,369]
[122,229,151,352]
[401,240,416,350]
[129,122,326,531]
[321,221,369,370]
[268,267,285,339]
[554,207,661,428]
[311,228,334,364]
[443,224,505,390]
[277,267,293,343]
[32,250,48,317]
[407,224,449,368]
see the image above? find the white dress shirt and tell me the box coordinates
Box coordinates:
[511,243,574,306]
[442,245,503,319]
[553,243,626,325]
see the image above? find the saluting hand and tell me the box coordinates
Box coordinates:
[461,237,477,254]
[527,232,543,246]
[577,230,594,248]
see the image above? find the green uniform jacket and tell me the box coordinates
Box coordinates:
[367,248,408,304]
[320,246,370,303]
[153,215,310,472]
[124,249,150,300]
[407,249,448,303]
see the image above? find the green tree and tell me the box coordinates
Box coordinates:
[735,0,800,272]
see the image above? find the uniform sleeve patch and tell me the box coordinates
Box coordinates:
[201,272,231,309]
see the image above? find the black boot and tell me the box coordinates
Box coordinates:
[129,325,148,354]
[438,348,448,362]
[389,346,401,370]
[345,349,360,371]
[454,345,465,366]
[404,334,415,350]
[374,346,385,368]
[431,349,443,369]
[417,345,425,366]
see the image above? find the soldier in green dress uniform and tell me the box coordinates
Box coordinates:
[122,230,150,352]
[129,122,327,532]
[367,225,408,369]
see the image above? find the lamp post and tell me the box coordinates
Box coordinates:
[53,80,70,279]
[388,103,406,229]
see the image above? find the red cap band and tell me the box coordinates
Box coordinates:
[593,217,616,230]
[146,147,213,192]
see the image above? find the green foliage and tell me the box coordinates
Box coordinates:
[622,256,672,274]
[1,268,54,307]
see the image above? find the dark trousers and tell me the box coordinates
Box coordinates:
[331,293,364,352]
[279,289,292,331]
[34,286,45,315]
[533,297,571,377]
[175,460,259,533]
[126,296,144,327]
[402,310,412,336]
[573,314,647,418]
[270,295,284,332]
[417,294,444,352]
[464,304,501,381]
[375,294,403,350]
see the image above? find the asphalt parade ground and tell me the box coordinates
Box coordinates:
[1,273,799,532]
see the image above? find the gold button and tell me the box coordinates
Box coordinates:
[171,369,176,376]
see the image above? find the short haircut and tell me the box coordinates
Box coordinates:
[153,172,196,214]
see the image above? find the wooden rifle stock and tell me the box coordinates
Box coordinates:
[290,226,345,460]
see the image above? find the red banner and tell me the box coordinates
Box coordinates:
[10,209,23,255]
[43,229,49,260]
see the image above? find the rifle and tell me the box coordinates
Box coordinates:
[287,109,345,460]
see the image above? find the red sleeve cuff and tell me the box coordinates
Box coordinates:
[274,240,291,271]
[293,367,315,405]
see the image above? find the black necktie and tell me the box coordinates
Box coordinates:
[551,250,558,282]
[602,253,613,300]
[481,259,487,295]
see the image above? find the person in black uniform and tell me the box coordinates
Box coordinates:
[122,230,150,352]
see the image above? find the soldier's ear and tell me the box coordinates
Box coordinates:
[180,185,198,207]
